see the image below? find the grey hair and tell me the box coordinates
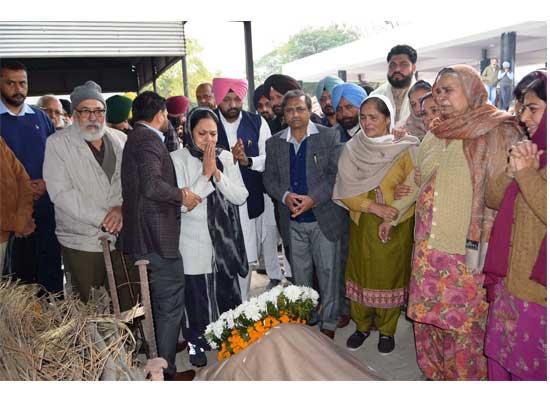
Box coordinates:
[37,94,61,108]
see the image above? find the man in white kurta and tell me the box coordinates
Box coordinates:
[371,44,418,126]
[212,77,275,300]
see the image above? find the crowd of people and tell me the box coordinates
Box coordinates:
[0,42,546,382]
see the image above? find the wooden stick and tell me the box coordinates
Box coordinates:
[135,260,158,359]
[99,236,121,318]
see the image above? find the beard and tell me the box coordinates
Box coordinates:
[322,105,335,116]
[76,120,106,141]
[272,104,284,117]
[1,91,26,107]
[338,115,359,130]
[220,107,241,121]
[387,71,414,89]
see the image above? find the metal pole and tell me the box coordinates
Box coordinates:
[135,259,158,359]
[151,58,157,94]
[500,31,517,87]
[181,21,189,97]
[243,21,255,111]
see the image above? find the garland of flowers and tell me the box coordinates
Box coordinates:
[204,285,319,361]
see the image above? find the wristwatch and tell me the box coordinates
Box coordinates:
[245,157,253,168]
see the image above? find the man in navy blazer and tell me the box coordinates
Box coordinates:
[263,89,347,339]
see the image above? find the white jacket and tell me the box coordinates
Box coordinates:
[43,125,126,252]
[170,148,248,275]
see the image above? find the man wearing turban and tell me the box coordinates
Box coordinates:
[253,84,275,123]
[315,75,344,127]
[166,95,189,143]
[212,77,276,298]
[263,74,322,134]
[331,83,368,143]
[106,94,133,134]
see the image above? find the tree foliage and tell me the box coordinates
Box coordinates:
[255,24,361,84]
[142,38,219,104]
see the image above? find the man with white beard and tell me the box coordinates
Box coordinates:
[43,80,135,307]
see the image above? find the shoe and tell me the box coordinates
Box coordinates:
[346,330,370,350]
[188,343,207,367]
[320,329,335,339]
[378,334,395,355]
[266,279,281,290]
[166,369,196,381]
[337,314,351,328]
[256,268,267,275]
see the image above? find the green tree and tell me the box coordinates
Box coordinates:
[255,24,361,84]
[142,38,219,104]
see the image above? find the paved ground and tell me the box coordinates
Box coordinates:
[172,270,425,381]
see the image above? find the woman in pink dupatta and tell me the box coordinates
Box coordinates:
[484,70,547,381]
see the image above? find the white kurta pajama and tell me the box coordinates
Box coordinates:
[218,112,283,298]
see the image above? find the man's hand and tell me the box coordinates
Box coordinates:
[367,203,398,221]
[394,183,413,200]
[284,192,302,214]
[290,195,315,219]
[378,221,392,243]
[30,179,47,200]
[102,206,123,234]
[231,138,249,166]
[14,218,36,238]
[181,188,202,211]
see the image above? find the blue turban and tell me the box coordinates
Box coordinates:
[315,75,344,102]
[331,83,368,109]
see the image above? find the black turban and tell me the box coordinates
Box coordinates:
[263,74,301,99]
[253,84,266,110]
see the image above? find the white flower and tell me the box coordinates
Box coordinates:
[267,286,283,304]
[209,340,219,350]
[244,302,262,322]
[212,321,225,339]
[283,285,302,302]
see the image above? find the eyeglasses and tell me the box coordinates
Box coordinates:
[75,109,106,119]
[284,107,308,115]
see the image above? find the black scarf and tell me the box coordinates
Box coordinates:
[185,115,249,293]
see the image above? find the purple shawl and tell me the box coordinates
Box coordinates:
[484,71,547,300]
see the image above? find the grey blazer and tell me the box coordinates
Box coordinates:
[263,122,347,245]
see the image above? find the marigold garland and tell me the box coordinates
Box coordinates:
[204,285,319,361]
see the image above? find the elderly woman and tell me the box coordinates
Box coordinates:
[380,65,523,380]
[333,95,419,354]
[484,70,547,381]
[170,107,249,367]
[402,80,432,138]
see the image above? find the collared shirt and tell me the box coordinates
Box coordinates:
[346,123,361,138]
[138,122,165,143]
[284,120,319,153]
[0,99,35,116]
[282,121,319,202]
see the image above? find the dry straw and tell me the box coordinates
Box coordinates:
[0,279,144,381]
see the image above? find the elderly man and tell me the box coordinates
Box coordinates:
[43,81,139,309]
[315,75,344,127]
[195,83,216,110]
[212,77,279,297]
[60,98,73,127]
[106,94,133,134]
[119,91,198,381]
[37,94,65,130]
[263,89,347,339]
[253,84,275,123]
[372,44,418,125]
[331,83,368,142]
[0,60,62,294]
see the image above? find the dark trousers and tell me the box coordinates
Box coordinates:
[140,252,186,377]
[9,215,62,295]
[61,246,141,311]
